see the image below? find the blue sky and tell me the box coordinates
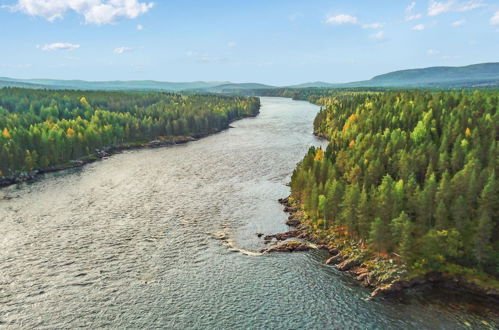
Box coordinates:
[0,0,498,85]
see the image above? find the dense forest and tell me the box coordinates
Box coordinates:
[0,88,260,178]
[287,89,498,279]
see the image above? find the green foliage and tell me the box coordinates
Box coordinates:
[290,89,498,277]
[0,88,260,177]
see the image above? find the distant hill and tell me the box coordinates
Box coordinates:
[202,83,275,93]
[347,63,499,88]
[0,78,51,89]
[286,81,340,88]
[2,62,498,92]
[284,63,499,89]
[0,77,231,91]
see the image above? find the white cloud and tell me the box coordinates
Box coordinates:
[136,24,143,30]
[452,19,466,26]
[363,22,384,29]
[11,0,154,25]
[227,41,236,48]
[412,24,426,30]
[370,31,386,40]
[491,11,499,25]
[407,2,417,13]
[39,42,80,51]
[407,13,423,20]
[427,49,440,55]
[428,1,455,16]
[113,46,133,54]
[325,14,358,25]
[405,2,422,21]
[457,0,486,11]
[428,0,486,16]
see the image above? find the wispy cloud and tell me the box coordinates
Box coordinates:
[114,46,133,54]
[136,24,144,30]
[427,0,486,16]
[428,0,455,16]
[227,41,236,48]
[325,14,358,25]
[370,31,386,41]
[452,19,466,26]
[491,11,499,25]
[458,0,486,11]
[427,49,440,55]
[9,0,154,25]
[405,2,422,21]
[412,24,426,30]
[39,42,80,51]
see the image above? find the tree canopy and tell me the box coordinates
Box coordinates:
[0,88,260,177]
[288,89,498,277]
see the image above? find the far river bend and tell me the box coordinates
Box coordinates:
[1,97,497,329]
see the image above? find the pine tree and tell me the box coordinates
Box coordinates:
[369,217,387,253]
[473,173,497,266]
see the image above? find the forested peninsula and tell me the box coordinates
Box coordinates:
[268,88,498,299]
[0,88,260,186]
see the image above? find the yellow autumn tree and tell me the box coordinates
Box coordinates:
[314,148,324,161]
[66,127,75,138]
[465,127,471,136]
[2,128,11,139]
[342,113,358,132]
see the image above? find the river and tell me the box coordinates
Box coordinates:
[0,97,497,329]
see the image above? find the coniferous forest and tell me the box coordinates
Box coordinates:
[0,88,260,178]
[283,89,498,282]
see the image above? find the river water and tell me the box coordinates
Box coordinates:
[0,97,497,329]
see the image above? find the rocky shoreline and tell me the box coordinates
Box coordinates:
[270,196,499,302]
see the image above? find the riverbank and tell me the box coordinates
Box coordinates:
[0,112,258,189]
[274,196,499,303]
[0,135,196,189]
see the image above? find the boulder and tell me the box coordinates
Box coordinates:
[278,197,289,205]
[325,254,344,265]
[327,247,340,255]
[263,230,300,241]
[371,282,404,297]
[336,258,361,271]
[261,241,311,253]
[285,216,300,227]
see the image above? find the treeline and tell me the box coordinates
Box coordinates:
[290,90,498,277]
[255,87,389,101]
[0,88,260,177]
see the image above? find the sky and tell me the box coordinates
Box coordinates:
[0,0,498,85]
